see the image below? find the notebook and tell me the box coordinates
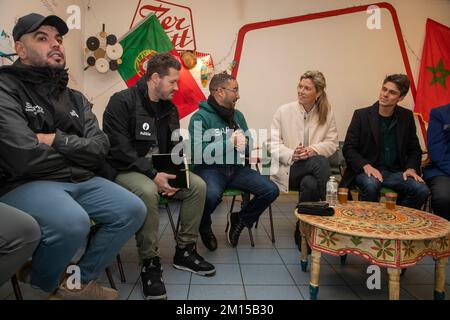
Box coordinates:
[151,153,190,189]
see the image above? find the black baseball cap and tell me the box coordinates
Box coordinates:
[13,13,69,41]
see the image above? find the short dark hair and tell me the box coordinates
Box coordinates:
[145,53,181,80]
[383,74,410,97]
[209,72,235,93]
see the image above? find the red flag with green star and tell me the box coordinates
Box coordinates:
[414,19,450,123]
[118,14,204,119]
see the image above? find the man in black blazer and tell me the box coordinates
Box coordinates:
[341,74,429,209]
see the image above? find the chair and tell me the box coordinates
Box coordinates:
[329,141,346,181]
[11,221,125,300]
[160,195,180,239]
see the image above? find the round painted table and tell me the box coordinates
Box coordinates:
[295,201,450,300]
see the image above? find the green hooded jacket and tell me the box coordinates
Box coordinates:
[188,100,252,167]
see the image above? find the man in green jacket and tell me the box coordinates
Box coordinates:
[189,73,279,251]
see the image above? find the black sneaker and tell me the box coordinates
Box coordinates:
[141,257,167,300]
[173,244,216,276]
[200,229,218,251]
[227,212,246,247]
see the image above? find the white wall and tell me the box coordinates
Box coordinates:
[3,0,450,141]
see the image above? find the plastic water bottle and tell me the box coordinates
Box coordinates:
[326,176,338,207]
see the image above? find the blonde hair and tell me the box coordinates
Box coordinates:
[299,70,330,125]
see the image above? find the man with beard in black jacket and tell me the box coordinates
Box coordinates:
[0,13,146,299]
[103,53,215,300]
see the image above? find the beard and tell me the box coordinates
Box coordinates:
[26,50,66,69]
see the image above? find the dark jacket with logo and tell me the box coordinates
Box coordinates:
[102,77,181,179]
[0,61,109,196]
[340,101,422,187]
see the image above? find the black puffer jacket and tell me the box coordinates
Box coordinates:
[0,61,109,196]
[103,77,181,180]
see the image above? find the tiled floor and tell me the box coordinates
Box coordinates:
[1,194,449,300]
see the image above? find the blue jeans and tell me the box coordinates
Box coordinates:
[426,175,450,220]
[355,170,429,209]
[0,177,146,292]
[195,165,279,231]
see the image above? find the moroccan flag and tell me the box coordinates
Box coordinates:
[414,19,450,123]
[118,14,205,119]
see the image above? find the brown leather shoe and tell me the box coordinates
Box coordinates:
[49,280,118,300]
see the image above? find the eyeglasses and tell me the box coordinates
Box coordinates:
[220,87,239,94]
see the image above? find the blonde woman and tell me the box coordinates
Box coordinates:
[269,71,338,202]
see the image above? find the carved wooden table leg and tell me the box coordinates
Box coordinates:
[300,222,308,272]
[309,250,321,300]
[387,268,401,300]
[434,257,448,300]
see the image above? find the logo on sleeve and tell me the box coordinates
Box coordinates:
[24,102,44,115]
[70,110,79,118]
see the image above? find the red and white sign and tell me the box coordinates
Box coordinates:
[130,0,197,51]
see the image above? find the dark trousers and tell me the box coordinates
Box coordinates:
[427,175,450,220]
[289,155,331,202]
[195,164,279,231]
[0,203,40,286]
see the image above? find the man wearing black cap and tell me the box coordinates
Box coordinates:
[0,13,147,300]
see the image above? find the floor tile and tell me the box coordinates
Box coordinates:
[273,236,299,249]
[402,284,450,300]
[351,285,415,300]
[188,285,245,300]
[241,264,294,285]
[286,264,346,285]
[298,285,359,300]
[277,248,304,264]
[399,265,435,285]
[245,285,303,300]
[237,248,283,264]
[163,264,192,284]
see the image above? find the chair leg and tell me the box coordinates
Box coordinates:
[116,254,126,283]
[230,196,236,213]
[248,227,255,247]
[166,203,177,239]
[11,275,23,300]
[105,267,117,290]
[268,204,275,243]
[225,196,237,233]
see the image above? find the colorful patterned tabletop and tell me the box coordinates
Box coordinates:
[296,201,450,240]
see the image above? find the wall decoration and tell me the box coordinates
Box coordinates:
[84,25,123,73]
[130,0,197,51]
[0,30,15,66]
[180,50,197,69]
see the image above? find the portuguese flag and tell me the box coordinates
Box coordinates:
[118,14,205,119]
[414,19,450,123]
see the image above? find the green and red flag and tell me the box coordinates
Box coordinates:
[414,19,450,123]
[118,14,205,119]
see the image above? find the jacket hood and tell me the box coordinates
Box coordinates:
[0,60,69,93]
[198,99,217,113]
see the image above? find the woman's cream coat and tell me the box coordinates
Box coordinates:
[268,101,338,193]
